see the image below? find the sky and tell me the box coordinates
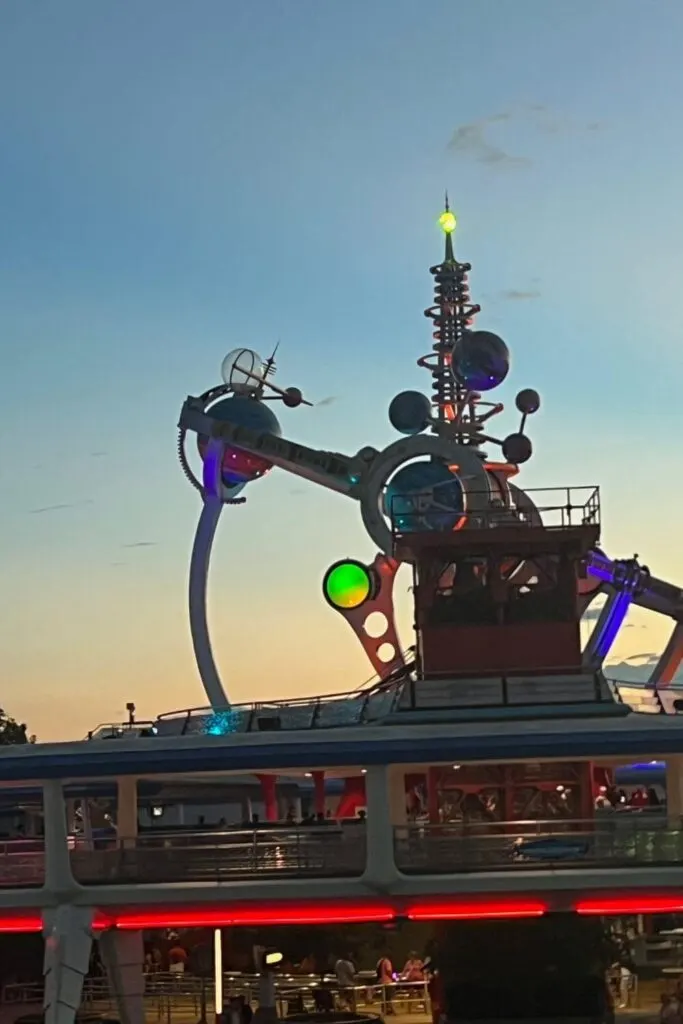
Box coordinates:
[1,0,682,741]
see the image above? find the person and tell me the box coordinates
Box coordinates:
[401,952,425,1010]
[168,943,188,975]
[335,954,357,1010]
[618,964,632,1008]
[376,955,394,1014]
[661,994,683,1024]
[401,952,424,982]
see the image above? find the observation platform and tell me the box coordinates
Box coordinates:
[4,817,683,890]
[84,677,679,745]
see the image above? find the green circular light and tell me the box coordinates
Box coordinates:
[323,560,373,610]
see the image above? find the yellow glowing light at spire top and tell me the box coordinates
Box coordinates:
[438,208,457,234]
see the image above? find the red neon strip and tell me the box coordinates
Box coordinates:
[0,898,550,934]
[0,915,43,933]
[112,903,396,930]
[407,900,548,921]
[576,896,683,916]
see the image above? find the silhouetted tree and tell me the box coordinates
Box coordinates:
[0,710,31,745]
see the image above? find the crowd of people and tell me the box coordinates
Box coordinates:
[334,951,433,1014]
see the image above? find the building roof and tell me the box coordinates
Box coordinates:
[1,712,683,781]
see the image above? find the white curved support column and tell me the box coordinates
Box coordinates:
[362,765,404,886]
[99,930,145,1024]
[189,494,229,709]
[42,906,94,1024]
[651,621,683,687]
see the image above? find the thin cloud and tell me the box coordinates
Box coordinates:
[29,500,93,515]
[90,451,108,458]
[448,114,529,168]
[500,288,542,302]
[448,105,605,169]
[122,541,158,549]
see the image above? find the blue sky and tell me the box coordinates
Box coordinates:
[1,0,682,739]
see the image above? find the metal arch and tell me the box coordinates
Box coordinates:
[187,438,247,711]
[359,435,490,555]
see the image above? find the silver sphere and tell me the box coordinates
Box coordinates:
[221,348,263,394]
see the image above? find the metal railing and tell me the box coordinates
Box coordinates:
[1,973,431,1021]
[0,839,44,887]
[390,485,601,536]
[394,817,683,873]
[69,827,367,884]
[610,678,667,714]
[153,684,405,737]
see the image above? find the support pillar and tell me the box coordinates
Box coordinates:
[257,775,278,822]
[116,777,138,847]
[666,756,683,827]
[427,767,441,824]
[99,929,145,1024]
[253,968,277,1024]
[313,771,325,817]
[43,781,77,893]
[43,905,94,1024]
[362,764,402,886]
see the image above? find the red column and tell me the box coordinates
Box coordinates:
[258,774,278,822]
[313,771,326,817]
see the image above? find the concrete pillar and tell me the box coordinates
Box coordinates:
[99,929,145,1024]
[116,777,138,847]
[427,767,441,824]
[43,781,77,893]
[42,905,94,1024]
[252,972,277,1024]
[666,756,683,827]
[362,764,401,885]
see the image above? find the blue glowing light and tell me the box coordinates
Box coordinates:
[204,710,239,736]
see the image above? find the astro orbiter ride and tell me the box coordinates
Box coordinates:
[177,202,683,713]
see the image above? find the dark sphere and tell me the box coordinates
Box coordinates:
[388,390,432,436]
[198,395,282,485]
[451,330,510,392]
[515,388,541,415]
[502,432,533,465]
[282,386,303,408]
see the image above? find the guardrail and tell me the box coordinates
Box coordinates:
[394,817,683,873]
[70,827,367,884]
[1,973,431,1021]
[152,685,405,737]
[0,839,44,888]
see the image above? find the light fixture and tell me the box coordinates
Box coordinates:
[214,929,223,1017]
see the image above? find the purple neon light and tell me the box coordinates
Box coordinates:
[202,440,223,497]
[594,591,631,659]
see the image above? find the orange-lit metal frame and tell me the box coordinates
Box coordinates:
[331,552,405,680]
[651,621,683,687]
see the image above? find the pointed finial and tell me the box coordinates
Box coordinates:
[444,190,450,212]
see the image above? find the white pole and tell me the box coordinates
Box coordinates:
[214,929,223,1019]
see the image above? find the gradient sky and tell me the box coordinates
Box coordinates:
[1,0,682,741]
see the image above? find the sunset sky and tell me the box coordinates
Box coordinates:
[1,0,682,740]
